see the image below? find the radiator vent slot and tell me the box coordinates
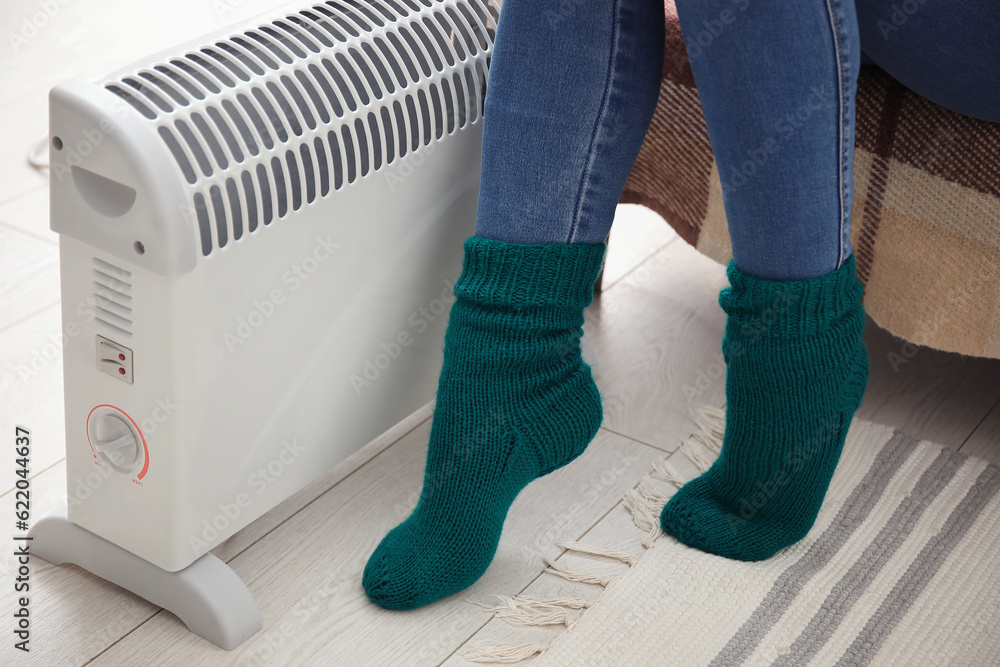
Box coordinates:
[103,0,497,257]
[104,1,494,120]
[92,258,133,337]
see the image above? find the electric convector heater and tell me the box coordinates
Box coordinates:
[31,0,496,649]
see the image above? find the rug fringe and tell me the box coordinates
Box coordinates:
[560,541,637,566]
[650,458,687,487]
[690,404,726,454]
[482,595,593,626]
[678,405,725,473]
[466,405,726,663]
[464,641,549,663]
[624,478,671,548]
[500,595,593,610]
[543,557,616,587]
[679,441,713,473]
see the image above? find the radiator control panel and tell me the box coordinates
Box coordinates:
[97,335,133,384]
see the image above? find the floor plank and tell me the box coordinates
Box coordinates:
[857,321,1000,449]
[0,92,48,208]
[0,304,66,492]
[0,186,53,244]
[584,241,730,454]
[601,204,679,291]
[0,225,59,332]
[2,463,161,667]
[959,400,1000,465]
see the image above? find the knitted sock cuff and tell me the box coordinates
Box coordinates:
[719,253,865,338]
[454,236,606,309]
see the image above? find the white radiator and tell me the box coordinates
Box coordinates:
[33,0,496,648]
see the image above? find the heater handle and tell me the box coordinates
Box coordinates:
[28,507,262,651]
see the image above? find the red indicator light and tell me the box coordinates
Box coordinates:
[118,353,126,361]
[118,368,126,375]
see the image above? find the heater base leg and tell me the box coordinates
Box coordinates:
[28,506,262,650]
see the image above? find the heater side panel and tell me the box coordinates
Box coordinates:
[66,122,482,572]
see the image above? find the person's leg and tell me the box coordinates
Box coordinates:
[676,0,860,281]
[363,0,664,609]
[855,0,1000,123]
[660,0,869,560]
[475,0,665,244]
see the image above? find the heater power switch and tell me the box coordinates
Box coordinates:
[97,335,133,384]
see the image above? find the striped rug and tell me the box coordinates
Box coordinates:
[527,417,1000,666]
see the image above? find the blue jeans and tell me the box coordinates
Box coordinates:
[475,0,1000,281]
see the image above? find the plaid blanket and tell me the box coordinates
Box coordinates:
[621,2,1000,359]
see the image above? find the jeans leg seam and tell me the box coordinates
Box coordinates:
[824,0,849,269]
[569,0,622,244]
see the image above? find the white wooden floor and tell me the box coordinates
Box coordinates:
[2,1,999,664]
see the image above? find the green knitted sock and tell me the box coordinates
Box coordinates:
[660,254,869,561]
[363,236,605,609]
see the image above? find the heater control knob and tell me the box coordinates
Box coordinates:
[90,411,141,473]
